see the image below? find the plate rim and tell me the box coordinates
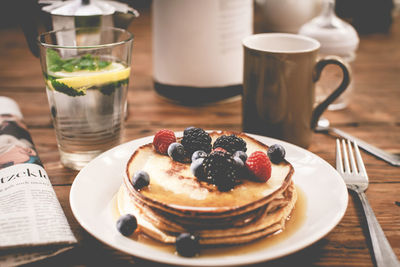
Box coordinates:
[70,133,348,266]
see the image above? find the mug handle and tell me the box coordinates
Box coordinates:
[310,56,351,129]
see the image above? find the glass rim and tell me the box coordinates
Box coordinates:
[37,26,134,49]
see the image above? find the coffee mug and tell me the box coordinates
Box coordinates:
[242,33,350,148]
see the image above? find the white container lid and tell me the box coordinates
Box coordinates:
[40,0,139,17]
[299,0,359,55]
[0,97,23,118]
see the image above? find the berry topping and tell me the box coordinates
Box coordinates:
[212,147,227,153]
[183,126,195,135]
[246,151,271,182]
[267,144,286,164]
[181,127,212,156]
[233,150,248,162]
[212,134,247,154]
[202,150,240,191]
[191,150,207,162]
[116,214,137,236]
[176,233,200,257]
[191,158,205,179]
[233,156,245,168]
[168,142,186,162]
[132,171,150,190]
[153,129,176,154]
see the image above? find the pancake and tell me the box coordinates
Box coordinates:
[118,131,296,245]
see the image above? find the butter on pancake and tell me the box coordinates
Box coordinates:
[118,131,296,245]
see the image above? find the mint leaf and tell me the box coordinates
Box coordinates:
[99,78,129,96]
[81,54,93,60]
[98,60,111,69]
[78,58,96,70]
[51,79,86,97]
[46,51,113,73]
[47,49,62,64]
[49,65,62,72]
[61,62,74,72]
[47,49,63,72]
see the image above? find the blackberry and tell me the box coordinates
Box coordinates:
[202,150,240,191]
[184,126,195,135]
[213,134,247,154]
[181,127,212,156]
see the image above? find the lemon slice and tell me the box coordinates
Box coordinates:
[54,62,130,89]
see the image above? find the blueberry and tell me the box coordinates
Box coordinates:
[132,171,150,190]
[190,158,205,179]
[50,106,57,118]
[176,233,199,257]
[267,144,286,164]
[116,214,137,236]
[233,151,247,162]
[168,142,186,162]
[233,156,244,167]
[191,150,207,162]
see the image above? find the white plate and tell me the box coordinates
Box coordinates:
[70,133,348,266]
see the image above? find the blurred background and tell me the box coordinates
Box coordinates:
[0,0,398,107]
[1,0,397,33]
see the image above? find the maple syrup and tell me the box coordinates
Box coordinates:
[112,186,307,256]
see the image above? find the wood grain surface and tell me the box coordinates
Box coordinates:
[0,5,399,267]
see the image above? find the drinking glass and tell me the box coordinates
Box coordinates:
[38,27,133,170]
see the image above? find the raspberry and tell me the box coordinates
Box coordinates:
[153,129,176,154]
[246,151,271,182]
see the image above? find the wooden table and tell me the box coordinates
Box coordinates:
[0,5,399,267]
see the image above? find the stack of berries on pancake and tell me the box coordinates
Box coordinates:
[116,127,296,257]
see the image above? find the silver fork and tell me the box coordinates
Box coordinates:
[336,139,399,267]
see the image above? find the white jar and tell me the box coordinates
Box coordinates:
[152,0,253,104]
[299,0,359,110]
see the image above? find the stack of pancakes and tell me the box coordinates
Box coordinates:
[117,131,296,245]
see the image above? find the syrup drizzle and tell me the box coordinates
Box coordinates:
[112,186,307,257]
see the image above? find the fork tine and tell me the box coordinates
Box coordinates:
[354,141,369,180]
[336,139,344,172]
[347,140,358,173]
[341,139,350,173]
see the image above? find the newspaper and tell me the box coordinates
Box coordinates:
[0,97,77,266]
